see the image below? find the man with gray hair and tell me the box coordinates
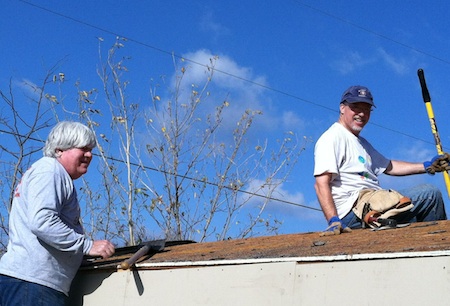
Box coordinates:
[314,85,447,235]
[0,121,115,305]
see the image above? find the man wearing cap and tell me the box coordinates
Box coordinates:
[314,85,447,235]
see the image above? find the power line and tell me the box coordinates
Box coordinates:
[8,0,449,212]
[16,1,334,113]
[15,0,447,149]
[291,0,450,66]
[0,127,321,211]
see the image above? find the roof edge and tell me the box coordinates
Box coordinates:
[134,249,450,269]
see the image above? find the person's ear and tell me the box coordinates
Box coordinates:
[55,149,63,157]
[339,103,346,114]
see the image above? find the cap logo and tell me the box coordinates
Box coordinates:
[358,88,368,97]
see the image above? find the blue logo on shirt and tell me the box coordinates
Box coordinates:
[358,156,365,163]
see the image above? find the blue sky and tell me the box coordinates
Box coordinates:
[2,0,450,235]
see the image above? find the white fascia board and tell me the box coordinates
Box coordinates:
[135,249,450,269]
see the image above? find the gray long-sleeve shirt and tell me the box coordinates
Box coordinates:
[0,157,93,295]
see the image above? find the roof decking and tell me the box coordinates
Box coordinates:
[83,220,450,270]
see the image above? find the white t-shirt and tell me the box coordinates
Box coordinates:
[314,122,390,218]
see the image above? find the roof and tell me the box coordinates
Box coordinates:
[82,220,450,270]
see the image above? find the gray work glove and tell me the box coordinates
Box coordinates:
[424,153,450,175]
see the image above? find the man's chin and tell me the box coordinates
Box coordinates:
[77,167,89,175]
[351,125,363,132]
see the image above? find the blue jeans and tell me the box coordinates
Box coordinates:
[342,184,447,229]
[0,274,67,306]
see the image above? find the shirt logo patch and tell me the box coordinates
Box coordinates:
[358,172,370,179]
[358,156,365,163]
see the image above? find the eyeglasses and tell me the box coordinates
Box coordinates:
[345,103,372,114]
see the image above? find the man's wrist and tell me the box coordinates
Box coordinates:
[328,216,341,225]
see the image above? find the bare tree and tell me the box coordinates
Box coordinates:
[0,67,59,251]
[1,38,308,250]
[73,38,147,246]
[139,50,306,241]
[74,39,307,243]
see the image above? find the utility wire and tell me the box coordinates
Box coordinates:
[9,0,450,211]
[292,0,450,66]
[0,127,321,211]
[17,0,334,112]
[15,0,448,149]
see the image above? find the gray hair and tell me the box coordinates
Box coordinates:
[43,121,97,157]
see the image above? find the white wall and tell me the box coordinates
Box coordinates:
[69,256,450,306]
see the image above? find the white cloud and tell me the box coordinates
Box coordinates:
[377,48,411,75]
[331,47,417,76]
[240,178,320,218]
[379,141,436,189]
[281,110,305,131]
[199,10,231,42]
[176,49,286,134]
[397,141,435,161]
[14,78,42,98]
[181,49,267,94]
[331,51,373,75]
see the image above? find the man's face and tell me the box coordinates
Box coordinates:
[338,102,372,135]
[57,147,93,179]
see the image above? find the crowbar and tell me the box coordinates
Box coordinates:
[118,239,166,270]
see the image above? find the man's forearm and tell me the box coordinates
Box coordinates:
[318,196,338,221]
[314,179,338,221]
[386,160,426,176]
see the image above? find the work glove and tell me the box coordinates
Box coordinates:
[319,216,352,236]
[423,153,450,175]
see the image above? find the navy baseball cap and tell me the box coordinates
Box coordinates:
[340,85,375,107]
